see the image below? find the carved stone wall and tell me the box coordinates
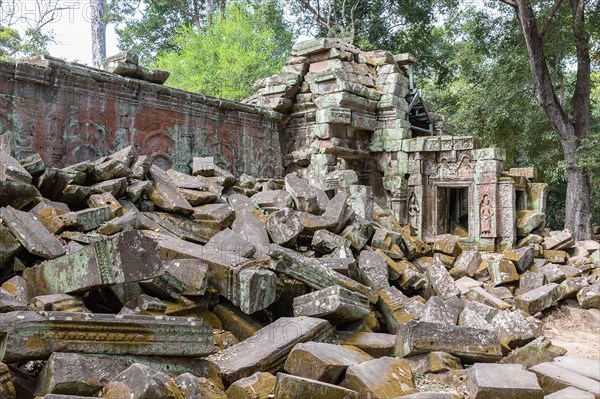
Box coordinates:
[0,57,284,177]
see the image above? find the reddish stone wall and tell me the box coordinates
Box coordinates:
[0,57,284,177]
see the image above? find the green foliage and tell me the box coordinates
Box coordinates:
[0,26,21,60]
[154,1,292,101]
[419,4,599,228]
[0,26,52,60]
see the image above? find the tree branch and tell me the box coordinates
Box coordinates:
[499,0,517,8]
[295,0,330,28]
[170,0,202,30]
[539,0,564,38]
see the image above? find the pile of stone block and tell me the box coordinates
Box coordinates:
[0,141,599,399]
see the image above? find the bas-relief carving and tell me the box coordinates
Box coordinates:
[430,154,474,181]
[408,191,420,232]
[479,194,495,237]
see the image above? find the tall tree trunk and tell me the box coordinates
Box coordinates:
[91,0,107,67]
[206,0,214,24]
[220,0,226,18]
[509,0,593,240]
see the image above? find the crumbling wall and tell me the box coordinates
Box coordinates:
[0,57,284,177]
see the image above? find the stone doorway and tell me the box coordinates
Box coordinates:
[436,186,470,235]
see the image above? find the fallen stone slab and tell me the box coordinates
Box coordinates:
[504,246,534,273]
[577,283,600,309]
[544,387,596,399]
[284,342,373,383]
[0,362,16,399]
[23,230,163,296]
[334,331,396,358]
[426,261,460,300]
[516,211,545,236]
[499,336,566,368]
[284,172,327,214]
[514,283,560,315]
[267,208,303,246]
[252,190,293,212]
[147,165,194,215]
[206,316,333,385]
[553,355,600,382]
[0,225,22,269]
[0,181,40,209]
[60,206,113,231]
[377,287,423,334]
[30,293,88,312]
[449,250,482,279]
[404,351,462,374]
[213,302,262,341]
[395,321,503,363]
[466,287,511,310]
[293,285,371,323]
[0,311,215,363]
[174,373,227,398]
[98,363,180,399]
[34,352,130,397]
[0,288,28,312]
[399,394,459,399]
[341,215,375,250]
[273,373,359,399]
[162,258,208,296]
[0,151,32,183]
[358,250,390,290]
[30,200,70,234]
[269,245,377,302]
[225,372,276,399]
[0,206,65,260]
[420,297,459,325]
[466,363,544,399]
[340,356,416,398]
[529,362,600,397]
[487,257,520,286]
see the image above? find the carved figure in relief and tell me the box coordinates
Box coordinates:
[408,192,420,231]
[480,194,494,235]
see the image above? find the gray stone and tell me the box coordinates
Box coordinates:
[148,165,194,215]
[267,208,303,246]
[273,373,359,399]
[293,285,371,323]
[99,363,180,399]
[173,373,227,398]
[577,283,600,309]
[544,387,596,399]
[285,172,327,214]
[514,284,560,314]
[358,250,390,290]
[530,362,600,397]
[395,321,502,363]
[426,261,460,300]
[340,356,416,398]
[284,342,373,383]
[466,363,543,399]
[0,206,65,260]
[206,316,333,385]
[420,296,459,325]
[334,332,396,358]
[60,207,113,231]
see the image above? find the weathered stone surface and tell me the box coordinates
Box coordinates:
[553,355,600,382]
[206,316,333,385]
[517,272,545,295]
[377,287,422,334]
[0,181,40,209]
[499,336,566,368]
[557,276,588,299]
[404,351,462,374]
[433,235,462,258]
[174,373,227,398]
[577,283,600,309]
[395,321,502,363]
[213,302,263,341]
[341,215,375,250]
[232,209,270,246]
[341,356,416,398]
[0,206,65,259]
[226,372,276,399]
[0,362,16,399]
[334,332,396,358]
[30,293,88,312]
[466,363,544,399]
[514,284,560,314]
[516,211,545,236]
[60,207,113,231]
[269,245,377,302]
[490,309,541,348]
[466,287,511,310]
[0,311,215,362]
[541,264,566,283]
[34,352,130,397]
[358,250,390,290]
[99,363,180,399]
[293,285,371,323]
[487,257,520,286]
[426,261,460,300]
[267,208,303,246]
[0,151,32,183]
[96,211,143,235]
[23,231,163,296]
[163,258,208,296]
[36,167,69,200]
[530,362,600,397]
[285,172,327,214]
[311,229,351,254]
[0,223,21,269]
[420,297,459,325]
[449,250,482,278]
[504,246,534,273]
[544,387,596,399]
[207,228,256,258]
[274,373,359,399]
[0,287,28,312]
[29,200,69,234]
[147,165,194,215]
[284,342,373,383]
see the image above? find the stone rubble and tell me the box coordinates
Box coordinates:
[0,41,599,399]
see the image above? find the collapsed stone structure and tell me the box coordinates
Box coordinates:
[0,39,598,399]
[244,38,548,251]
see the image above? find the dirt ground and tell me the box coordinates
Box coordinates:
[540,299,600,360]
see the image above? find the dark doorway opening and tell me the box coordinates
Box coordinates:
[437,186,469,234]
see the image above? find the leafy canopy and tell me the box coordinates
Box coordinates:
[155,0,292,101]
